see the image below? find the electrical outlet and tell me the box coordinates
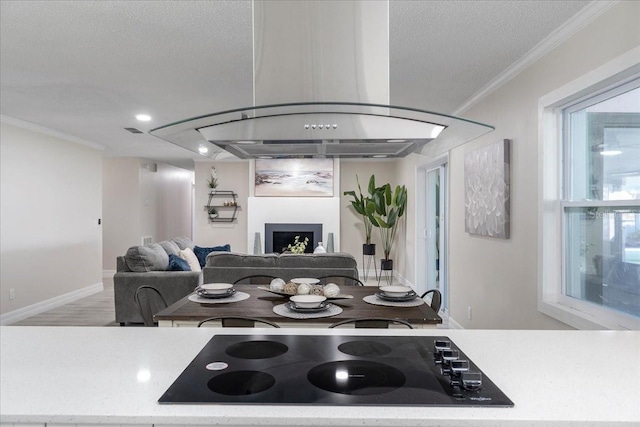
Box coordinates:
[9,288,15,300]
[467,306,472,320]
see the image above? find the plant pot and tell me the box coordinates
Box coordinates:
[363,243,376,256]
[380,259,393,271]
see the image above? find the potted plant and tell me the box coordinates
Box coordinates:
[367,181,407,273]
[208,207,218,219]
[208,166,218,192]
[344,175,378,256]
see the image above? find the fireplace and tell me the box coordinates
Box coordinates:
[265,223,322,254]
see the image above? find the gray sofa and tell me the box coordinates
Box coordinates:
[202,252,359,284]
[114,236,210,325]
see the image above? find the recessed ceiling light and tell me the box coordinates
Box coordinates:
[387,139,406,143]
[258,156,272,159]
[600,150,622,156]
[372,154,387,158]
[135,114,152,122]
[198,146,209,154]
[236,140,257,144]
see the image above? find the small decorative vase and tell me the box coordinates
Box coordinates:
[326,233,335,253]
[253,232,262,255]
[313,242,327,254]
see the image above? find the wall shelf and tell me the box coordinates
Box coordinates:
[204,190,240,222]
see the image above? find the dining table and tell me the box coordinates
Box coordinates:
[154,284,442,328]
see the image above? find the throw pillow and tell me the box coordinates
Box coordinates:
[172,236,195,250]
[159,240,181,256]
[178,247,201,272]
[167,254,191,271]
[193,244,231,268]
[125,243,169,272]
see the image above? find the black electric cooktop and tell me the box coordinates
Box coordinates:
[159,334,514,407]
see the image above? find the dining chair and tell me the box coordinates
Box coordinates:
[328,317,414,329]
[133,285,169,327]
[420,289,442,313]
[197,316,281,328]
[232,275,278,285]
[317,275,365,286]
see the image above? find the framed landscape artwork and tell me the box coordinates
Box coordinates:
[255,158,334,197]
[464,139,511,239]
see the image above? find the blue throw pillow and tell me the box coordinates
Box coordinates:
[167,254,191,271]
[194,244,231,267]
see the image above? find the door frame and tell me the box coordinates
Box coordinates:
[415,154,449,312]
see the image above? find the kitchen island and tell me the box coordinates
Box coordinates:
[1,326,638,426]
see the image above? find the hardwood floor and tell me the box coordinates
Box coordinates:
[11,278,119,327]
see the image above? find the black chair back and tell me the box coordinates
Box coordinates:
[420,289,442,312]
[328,317,414,329]
[197,316,281,328]
[317,275,364,286]
[134,285,169,327]
[233,275,277,285]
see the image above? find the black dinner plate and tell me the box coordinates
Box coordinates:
[375,291,418,302]
[196,288,237,299]
[286,301,331,313]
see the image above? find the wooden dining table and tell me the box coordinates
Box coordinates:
[154,285,442,328]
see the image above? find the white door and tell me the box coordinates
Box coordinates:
[417,158,448,312]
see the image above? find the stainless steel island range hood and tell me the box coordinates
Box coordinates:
[150,1,494,159]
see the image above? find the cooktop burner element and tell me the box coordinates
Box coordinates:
[307,360,405,395]
[338,340,393,357]
[225,340,288,359]
[159,335,514,407]
[208,370,276,395]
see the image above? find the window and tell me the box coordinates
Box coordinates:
[539,50,640,330]
[562,81,640,323]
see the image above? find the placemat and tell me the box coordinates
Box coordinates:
[363,294,425,307]
[188,292,250,305]
[273,303,343,319]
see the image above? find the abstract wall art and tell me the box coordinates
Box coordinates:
[464,139,511,239]
[255,158,334,197]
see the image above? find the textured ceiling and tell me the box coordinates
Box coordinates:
[1,0,591,169]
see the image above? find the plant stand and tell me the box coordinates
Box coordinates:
[362,244,378,281]
[378,259,393,287]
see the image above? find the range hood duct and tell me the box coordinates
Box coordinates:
[150,1,493,159]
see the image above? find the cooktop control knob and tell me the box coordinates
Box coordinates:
[442,359,470,376]
[461,372,483,391]
[435,348,459,365]
[434,340,451,353]
[442,349,459,362]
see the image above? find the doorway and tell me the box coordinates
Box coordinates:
[416,157,448,313]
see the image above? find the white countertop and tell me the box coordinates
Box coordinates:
[1,326,639,426]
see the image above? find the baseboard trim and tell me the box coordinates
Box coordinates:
[0,282,104,325]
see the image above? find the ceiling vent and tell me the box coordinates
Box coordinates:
[150,1,493,159]
[124,127,143,134]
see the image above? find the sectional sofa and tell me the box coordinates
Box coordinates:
[202,252,359,284]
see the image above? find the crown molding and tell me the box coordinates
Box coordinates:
[0,114,105,151]
[454,0,619,115]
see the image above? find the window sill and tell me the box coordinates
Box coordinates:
[539,298,640,330]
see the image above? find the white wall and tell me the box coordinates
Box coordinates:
[102,158,193,271]
[0,121,103,317]
[102,158,140,271]
[443,1,640,329]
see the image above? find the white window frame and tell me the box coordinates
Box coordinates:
[538,47,640,330]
